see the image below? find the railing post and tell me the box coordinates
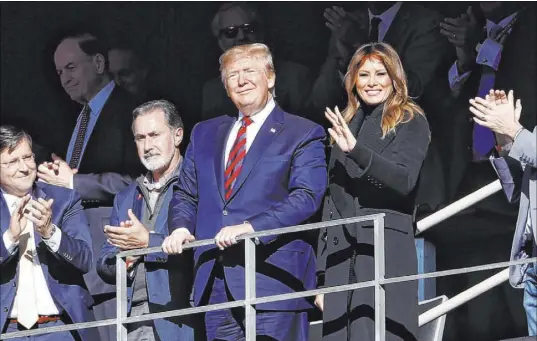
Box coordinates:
[116,255,128,341]
[244,237,257,340]
[374,214,386,341]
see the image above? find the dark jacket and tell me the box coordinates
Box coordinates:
[317,105,430,341]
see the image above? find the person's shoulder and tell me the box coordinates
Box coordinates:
[280,108,325,134]
[401,3,442,24]
[402,110,430,134]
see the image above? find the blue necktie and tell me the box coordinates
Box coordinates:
[473,25,502,157]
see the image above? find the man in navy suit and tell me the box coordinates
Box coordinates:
[97,100,194,341]
[162,43,328,341]
[0,125,98,341]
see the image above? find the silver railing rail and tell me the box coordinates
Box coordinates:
[1,179,533,340]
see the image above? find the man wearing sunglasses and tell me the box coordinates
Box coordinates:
[202,2,313,122]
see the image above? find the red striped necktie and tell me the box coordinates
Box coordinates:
[224,116,253,200]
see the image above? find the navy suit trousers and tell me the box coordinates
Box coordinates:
[203,263,308,341]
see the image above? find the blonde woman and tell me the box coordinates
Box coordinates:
[316,42,430,341]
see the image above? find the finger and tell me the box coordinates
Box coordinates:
[469,106,488,121]
[162,237,171,254]
[440,21,464,32]
[37,164,55,175]
[323,10,339,24]
[51,153,62,162]
[333,6,346,17]
[173,236,184,254]
[472,97,493,112]
[325,22,337,32]
[127,209,141,225]
[104,226,129,235]
[37,171,55,182]
[24,213,41,226]
[472,116,491,128]
[72,168,78,175]
[493,90,502,105]
[35,198,50,212]
[334,106,348,128]
[507,90,514,106]
[327,128,339,143]
[25,204,43,219]
[324,110,339,128]
[515,99,522,121]
[16,194,32,213]
[467,6,477,24]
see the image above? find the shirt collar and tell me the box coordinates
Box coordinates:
[142,156,183,191]
[87,81,115,116]
[238,97,275,126]
[368,2,402,25]
[1,188,25,213]
[486,11,518,36]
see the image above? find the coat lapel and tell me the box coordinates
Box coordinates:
[154,189,173,234]
[227,107,284,202]
[356,106,395,155]
[383,3,410,46]
[0,195,10,234]
[214,117,236,203]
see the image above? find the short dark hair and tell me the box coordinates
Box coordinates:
[0,125,33,154]
[132,100,184,131]
[55,28,109,70]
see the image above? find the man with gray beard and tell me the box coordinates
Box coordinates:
[97,100,194,341]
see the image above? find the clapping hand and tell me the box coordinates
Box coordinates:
[469,89,523,139]
[325,106,356,153]
[37,153,77,189]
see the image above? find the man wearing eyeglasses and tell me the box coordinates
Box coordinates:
[201,2,313,121]
[0,125,98,341]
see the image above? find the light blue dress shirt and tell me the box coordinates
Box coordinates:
[66,81,116,168]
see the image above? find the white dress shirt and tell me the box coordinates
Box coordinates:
[224,98,276,165]
[1,190,61,317]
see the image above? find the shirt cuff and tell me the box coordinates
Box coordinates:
[2,230,19,255]
[42,224,62,253]
[448,62,472,91]
[476,38,502,71]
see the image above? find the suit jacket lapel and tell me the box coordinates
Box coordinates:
[383,4,410,45]
[0,195,10,234]
[227,107,284,202]
[214,118,236,203]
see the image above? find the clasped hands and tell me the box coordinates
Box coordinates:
[161,222,254,254]
[8,194,55,242]
[37,153,77,189]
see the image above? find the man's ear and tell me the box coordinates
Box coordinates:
[174,128,184,147]
[93,53,106,75]
[267,72,276,91]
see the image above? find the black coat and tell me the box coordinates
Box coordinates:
[317,105,430,341]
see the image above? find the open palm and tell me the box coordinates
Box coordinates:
[325,106,356,153]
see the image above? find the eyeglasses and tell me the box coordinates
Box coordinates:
[0,153,35,169]
[219,23,259,39]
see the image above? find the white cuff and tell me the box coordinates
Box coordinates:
[476,38,503,71]
[42,224,62,253]
[2,230,19,255]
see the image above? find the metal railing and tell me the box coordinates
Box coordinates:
[2,179,535,340]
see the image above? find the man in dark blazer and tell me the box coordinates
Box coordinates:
[0,125,98,341]
[202,2,313,121]
[163,43,327,341]
[97,100,194,341]
[37,30,144,341]
[441,2,536,200]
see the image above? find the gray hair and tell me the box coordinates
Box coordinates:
[0,125,33,154]
[132,100,184,131]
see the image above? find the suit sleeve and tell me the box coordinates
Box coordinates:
[52,190,94,274]
[96,195,122,284]
[168,125,199,235]
[347,114,430,196]
[247,124,328,244]
[509,127,537,169]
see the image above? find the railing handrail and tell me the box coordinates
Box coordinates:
[117,214,384,258]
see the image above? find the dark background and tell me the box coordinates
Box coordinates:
[0,1,470,155]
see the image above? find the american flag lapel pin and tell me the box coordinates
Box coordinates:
[270,128,276,133]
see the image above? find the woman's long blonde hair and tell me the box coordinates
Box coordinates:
[341,42,424,138]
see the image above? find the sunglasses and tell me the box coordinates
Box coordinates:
[219,23,259,39]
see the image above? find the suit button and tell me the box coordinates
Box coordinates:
[333,237,339,245]
[329,211,333,218]
[223,210,228,216]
